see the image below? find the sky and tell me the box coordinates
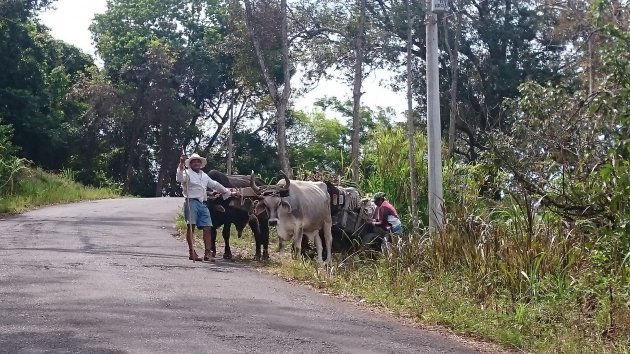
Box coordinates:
[38,0,406,120]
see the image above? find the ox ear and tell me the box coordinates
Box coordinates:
[254,202,267,216]
[280,200,292,214]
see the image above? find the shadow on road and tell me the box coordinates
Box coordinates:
[0,330,126,354]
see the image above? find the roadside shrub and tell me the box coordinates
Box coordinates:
[362,127,429,227]
[0,119,27,195]
[1,118,118,212]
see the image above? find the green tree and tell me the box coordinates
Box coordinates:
[242,0,293,177]
[288,110,351,176]
[365,0,568,161]
[363,126,429,226]
[0,0,93,169]
[90,0,243,195]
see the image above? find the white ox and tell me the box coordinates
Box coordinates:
[251,172,333,266]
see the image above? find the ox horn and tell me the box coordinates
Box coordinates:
[280,170,291,190]
[250,171,262,194]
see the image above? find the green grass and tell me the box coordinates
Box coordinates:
[356,128,630,353]
[269,256,629,354]
[0,167,119,213]
[173,216,629,353]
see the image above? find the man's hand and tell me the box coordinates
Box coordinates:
[179,154,187,169]
[230,189,241,198]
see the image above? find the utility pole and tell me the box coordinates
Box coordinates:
[226,102,234,175]
[406,0,419,234]
[426,0,446,231]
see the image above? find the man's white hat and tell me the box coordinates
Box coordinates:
[185,153,207,168]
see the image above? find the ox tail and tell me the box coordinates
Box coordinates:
[249,213,261,236]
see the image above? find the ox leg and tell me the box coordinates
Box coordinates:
[311,231,324,266]
[260,220,270,260]
[203,227,215,261]
[300,236,313,259]
[222,223,233,260]
[209,227,218,258]
[323,221,333,267]
[249,217,265,260]
[291,226,304,260]
[320,231,329,261]
[249,220,261,261]
[277,239,284,253]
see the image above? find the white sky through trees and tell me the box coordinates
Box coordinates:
[38,0,407,122]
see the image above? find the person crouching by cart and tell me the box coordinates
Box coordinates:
[176,153,239,262]
[364,192,403,246]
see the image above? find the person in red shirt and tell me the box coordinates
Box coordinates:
[363,192,403,248]
[369,192,403,235]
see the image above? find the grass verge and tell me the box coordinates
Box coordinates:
[270,256,629,354]
[174,213,629,353]
[0,167,119,214]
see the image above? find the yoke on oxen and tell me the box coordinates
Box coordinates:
[208,187,259,212]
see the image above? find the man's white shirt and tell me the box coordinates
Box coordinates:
[176,166,231,202]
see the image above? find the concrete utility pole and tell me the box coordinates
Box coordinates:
[426,0,446,231]
[406,0,419,234]
[227,103,234,175]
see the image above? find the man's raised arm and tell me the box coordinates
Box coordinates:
[176,154,187,182]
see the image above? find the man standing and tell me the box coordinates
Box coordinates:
[176,153,238,262]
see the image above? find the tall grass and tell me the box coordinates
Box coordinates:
[0,167,119,213]
[363,128,429,226]
[268,127,630,352]
[272,201,629,352]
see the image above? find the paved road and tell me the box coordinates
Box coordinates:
[0,198,483,354]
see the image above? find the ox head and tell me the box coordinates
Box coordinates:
[251,171,292,226]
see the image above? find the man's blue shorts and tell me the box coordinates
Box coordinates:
[183,199,213,228]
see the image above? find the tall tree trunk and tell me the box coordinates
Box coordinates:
[350,0,367,184]
[154,147,165,197]
[406,0,418,233]
[123,111,144,194]
[588,31,598,95]
[155,120,171,197]
[155,166,166,197]
[243,0,292,177]
[277,0,292,177]
[444,12,461,158]
[123,151,135,195]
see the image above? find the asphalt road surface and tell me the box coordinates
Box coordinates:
[0,198,485,354]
